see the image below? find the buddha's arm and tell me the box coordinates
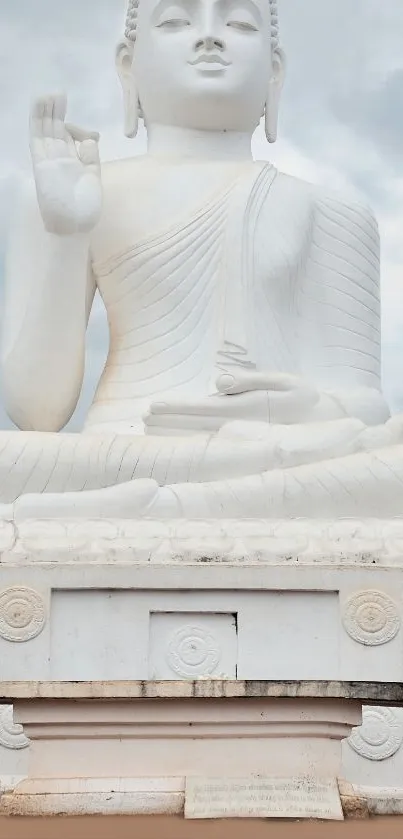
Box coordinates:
[298,190,390,426]
[2,177,96,432]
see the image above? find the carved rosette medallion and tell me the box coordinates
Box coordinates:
[0,587,46,642]
[342,590,400,646]
[348,708,403,761]
[0,705,30,750]
[167,625,221,678]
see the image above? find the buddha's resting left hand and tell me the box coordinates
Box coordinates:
[144,372,320,434]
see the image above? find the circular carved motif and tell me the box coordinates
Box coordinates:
[342,590,400,646]
[0,706,29,750]
[348,708,403,761]
[0,587,46,642]
[167,625,221,678]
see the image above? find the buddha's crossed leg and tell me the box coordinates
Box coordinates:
[3,417,402,520]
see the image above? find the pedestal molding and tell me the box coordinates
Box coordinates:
[4,517,403,567]
[1,680,402,703]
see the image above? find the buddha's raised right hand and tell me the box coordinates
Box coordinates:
[29,94,102,235]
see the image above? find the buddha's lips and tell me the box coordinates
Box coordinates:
[189,54,230,66]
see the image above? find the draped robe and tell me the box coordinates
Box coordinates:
[0,163,392,512]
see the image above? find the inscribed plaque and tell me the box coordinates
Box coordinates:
[185,776,344,820]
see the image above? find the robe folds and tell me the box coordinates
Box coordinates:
[0,164,390,512]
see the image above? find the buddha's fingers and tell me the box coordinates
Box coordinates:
[77,140,101,173]
[216,371,317,397]
[66,124,100,143]
[29,97,46,137]
[30,94,77,159]
[51,94,71,142]
[146,393,265,420]
[144,411,225,433]
[53,93,68,121]
[42,96,56,140]
[29,98,47,161]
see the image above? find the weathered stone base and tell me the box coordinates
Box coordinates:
[0,517,402,817]
[6,776,403,819]
[340,784,403,817]
[0,680,384,819]
[2,778,184,817]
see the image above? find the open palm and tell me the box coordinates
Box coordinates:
[29,94,102,235]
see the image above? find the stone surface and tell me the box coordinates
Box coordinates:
[1,683,403,818]
[0,588,46,643]
[338,781,370,820]
[342,706,403,794]
[0,549,402,682]
[4,517,403,565]
[2,778,184,817]
[1,0,403,821]
[338,780,403,818]
[0,693,360,817]
[348,708,403,761]
[149,613,237,679]
[342,592,401,647]
[1,0,403,521]
[0,705,29,796]
[185,776,344,820]
[0,680,401,701]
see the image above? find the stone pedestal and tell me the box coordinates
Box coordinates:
[0,680,384,817]
[0,517,402,818]
[0,518,402,682]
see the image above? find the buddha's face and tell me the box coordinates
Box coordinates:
[132,0,273,131]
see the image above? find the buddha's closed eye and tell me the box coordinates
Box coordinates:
[226,20,258,30]
[156,18,191,27]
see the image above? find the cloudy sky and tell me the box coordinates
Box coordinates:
[0,0,403,430]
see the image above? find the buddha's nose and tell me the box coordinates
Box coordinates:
[195,34,225,52]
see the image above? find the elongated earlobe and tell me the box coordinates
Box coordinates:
[264,48,286,144]
[265,78,279,143]
[123,84,139,139]
[116,41,139,139]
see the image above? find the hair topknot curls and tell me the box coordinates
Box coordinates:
[125,0,280,49]
[125,0,139,41]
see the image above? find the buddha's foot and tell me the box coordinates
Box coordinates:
[13,479,166,521]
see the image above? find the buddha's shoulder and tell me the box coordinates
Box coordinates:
[271,169,378,234]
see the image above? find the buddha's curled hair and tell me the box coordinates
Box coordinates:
[125,0,280,50]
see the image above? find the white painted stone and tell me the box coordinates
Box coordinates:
[342,706,403,790]
[0,706,29,751]
[348,708,403,761]
[149,613,237,679]
[342,591,401,647]
[1,0,403,521]
[185,776,344,820]
[0,706,29,799]
[0,554,402,682]
[1,0,403,819]
[0,588,46,643]
[4,517,403,566]
[237,591,339,680]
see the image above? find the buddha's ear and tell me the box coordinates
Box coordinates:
[265,47,286,144]
[116,41,139,139]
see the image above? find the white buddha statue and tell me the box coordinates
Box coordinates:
[2,0,403,520]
